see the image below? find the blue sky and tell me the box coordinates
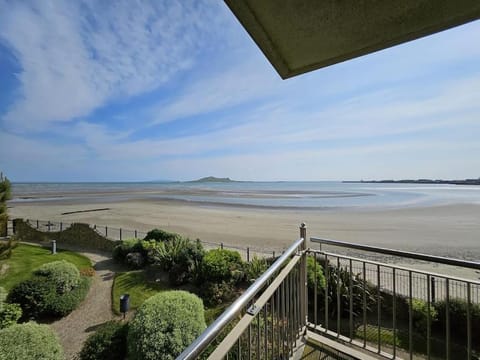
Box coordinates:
[0,1,479,182]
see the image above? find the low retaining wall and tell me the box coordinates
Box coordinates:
[13,218,116,252]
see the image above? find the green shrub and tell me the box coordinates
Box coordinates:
[147,237,204,285]
[45,277,92,317]
[125,252,145,269]
[34,260,81,293]
[144,228,181,242]
[307,256,326,293]
[201,281,235,306]
[112,239,144,264]
[0,303,22,329]
[246,256,268,283]
[0,286,6,307]
[201,248,244,283]
[412,299,437,332]
[80,321,128,360]
[0,322,63,360]
[8,276,91,319]
[128,291,206,360]
[434,298,480,344]
[8,278,54,318]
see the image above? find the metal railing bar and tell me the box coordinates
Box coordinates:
[310,237,480,270]
[467,282,472,360]
[393,267,397,359]
[446,278,450,360]
[309,249,480,285]
[177,237,305,360]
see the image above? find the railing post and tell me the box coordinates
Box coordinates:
[120,228,122,241]
[431,276,436,303]
[135,229,137,238]
[300,222,307,328]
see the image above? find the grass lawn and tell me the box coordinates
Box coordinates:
[112,270,229,324]
[0,243,92,291]
[112,270,168,315]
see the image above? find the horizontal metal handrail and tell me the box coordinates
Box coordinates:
[309,249,480,285]
[311,237,480,270]
[176,236,305,360]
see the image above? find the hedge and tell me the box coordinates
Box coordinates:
[34,260,81,293]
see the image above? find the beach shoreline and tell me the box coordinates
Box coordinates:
[8,194,480,256]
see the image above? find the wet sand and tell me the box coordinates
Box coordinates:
[8,195,480,262]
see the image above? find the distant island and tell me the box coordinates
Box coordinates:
[343,178,480,185]
[187,176,236,183]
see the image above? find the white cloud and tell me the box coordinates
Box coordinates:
[0,0,228,131]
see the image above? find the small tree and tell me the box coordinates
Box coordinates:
[0,172,11,237]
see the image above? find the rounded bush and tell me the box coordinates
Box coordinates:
[112,239,144,264]
[201,281,235,306]
[128,291,206,360]
[45,277,92,317]
[0,322,63,360]
[8,278,54,318]
[34,260,81,293]
[144,228,181,242]
[201,248,244,283]
[80,321,128,360]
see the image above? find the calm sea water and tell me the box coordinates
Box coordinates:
[10,181,480,210]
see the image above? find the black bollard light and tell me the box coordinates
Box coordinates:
[120,294,130,319]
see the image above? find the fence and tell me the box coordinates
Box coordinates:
[177,225,480,360]
[15,219,277,261]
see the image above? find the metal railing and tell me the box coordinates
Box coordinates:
[179,226,480,360]
[177,225,308,359]
[308,238,480,360]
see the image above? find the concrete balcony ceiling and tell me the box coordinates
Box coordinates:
[225,0,480,79]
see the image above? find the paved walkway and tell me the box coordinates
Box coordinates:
[50,250,121,360]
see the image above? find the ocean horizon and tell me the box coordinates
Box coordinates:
[9,181,480,210]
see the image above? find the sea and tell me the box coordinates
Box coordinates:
[9,181,480,210]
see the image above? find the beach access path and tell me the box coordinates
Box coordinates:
[48,247,122,360]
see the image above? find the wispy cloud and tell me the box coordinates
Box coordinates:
[0,0,228,131]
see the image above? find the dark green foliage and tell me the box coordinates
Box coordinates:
[80,321,128,360]
[0,174,10,237]
[317,261,375,320]
[307,256,326,293]
[34,260,81,293]
[144,228,181,242]
[147,237,204,285]
[201,281,235,306]
[0,322,63,360]
[245,256,268,283]
[125,252,145,269]
[112,239,145,264]
[127,291,206,360]
[8,273,91,319]
[0,302,22,329]
[201,248,244,284]
[434,298,480,344]
[8,278,53,318]
[412,299,437,332]
[44,277,91,317]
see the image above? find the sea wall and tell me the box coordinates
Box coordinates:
[13,218,116,252]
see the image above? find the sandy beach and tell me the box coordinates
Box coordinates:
[8,193,480,259]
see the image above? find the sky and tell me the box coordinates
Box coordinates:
[0,1,479,182]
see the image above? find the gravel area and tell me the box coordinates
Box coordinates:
[50,250,122,360]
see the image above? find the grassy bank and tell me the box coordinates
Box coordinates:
[0,243,92,290]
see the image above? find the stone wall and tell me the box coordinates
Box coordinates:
[13,218,116,252]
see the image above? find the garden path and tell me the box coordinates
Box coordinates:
[49,248,122,360]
